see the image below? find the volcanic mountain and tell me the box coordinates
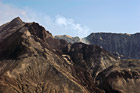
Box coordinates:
[0,17,139,93]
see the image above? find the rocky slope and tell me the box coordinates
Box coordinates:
[0,17,139,93]
[0,17,88,93]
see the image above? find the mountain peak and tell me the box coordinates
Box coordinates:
[9,17,23,26]
[11,17,22,22]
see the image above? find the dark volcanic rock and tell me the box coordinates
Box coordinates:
[0,18,140,93]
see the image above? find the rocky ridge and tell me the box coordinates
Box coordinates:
[56,33,140,59]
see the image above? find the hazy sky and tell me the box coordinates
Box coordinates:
[0,0,140,37]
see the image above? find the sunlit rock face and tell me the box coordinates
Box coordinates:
[0,17,139,93]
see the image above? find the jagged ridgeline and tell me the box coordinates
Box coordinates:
[0,17,140,93]
[55,33,140,59]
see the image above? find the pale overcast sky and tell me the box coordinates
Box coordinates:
[0,0,140,37]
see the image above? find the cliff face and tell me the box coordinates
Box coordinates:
[86,33,140,59]
[0,18,140,93]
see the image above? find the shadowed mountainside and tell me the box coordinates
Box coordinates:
[86,33,140,59]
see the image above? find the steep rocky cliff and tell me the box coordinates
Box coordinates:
[0,18,140,93]
[86,33,140,59]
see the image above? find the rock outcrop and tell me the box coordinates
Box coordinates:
[96,59,140,93]
[0,17,140,93]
